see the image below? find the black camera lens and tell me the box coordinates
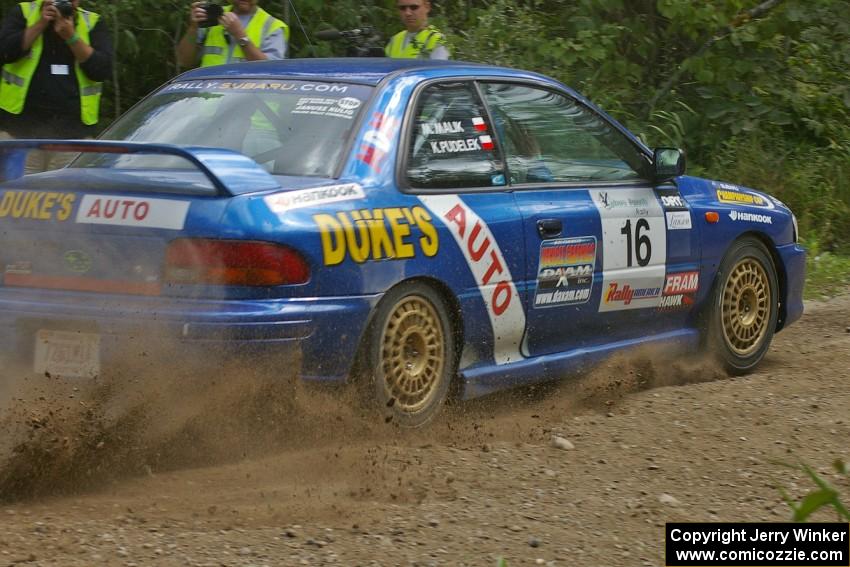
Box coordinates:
[53,0,74,18]
[199,3,224,28]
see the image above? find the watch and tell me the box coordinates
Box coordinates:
[237,36,250,47]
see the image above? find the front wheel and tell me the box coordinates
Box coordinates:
[708,237,779,374]
[366,282,456,427]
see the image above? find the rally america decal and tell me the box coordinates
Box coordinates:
[534,237,596,308]
[590,188,667,312]
[419,195,525,365]
[75,195,189,230]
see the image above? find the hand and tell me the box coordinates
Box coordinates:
[40,0,57,24]
[53,11,76,41]
[219,12,245,38]
[188,1,206,27]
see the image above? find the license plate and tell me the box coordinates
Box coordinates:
[33,329,101,378]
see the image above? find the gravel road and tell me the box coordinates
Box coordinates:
[0,292,848,566]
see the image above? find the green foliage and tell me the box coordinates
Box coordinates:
[803,243,850,299]
[1,0,849,250]
[777,459,849,522]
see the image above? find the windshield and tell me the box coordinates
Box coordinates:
[82,79,372,177]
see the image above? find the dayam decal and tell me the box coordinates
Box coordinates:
[313,206,438,266]
[659,270,699,310]
[534,236,596,308]
[265,184,365,215]
[0,191,75,221]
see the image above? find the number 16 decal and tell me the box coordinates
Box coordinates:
[590,188,667,312]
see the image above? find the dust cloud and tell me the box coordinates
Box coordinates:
[0,336,728,504]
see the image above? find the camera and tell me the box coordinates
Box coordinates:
[53,0,74,18]
[199,3,224,28]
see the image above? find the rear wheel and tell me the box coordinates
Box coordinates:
[366,282,456,427]
[708,237,779,374]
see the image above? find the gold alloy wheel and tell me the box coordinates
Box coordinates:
[379,295,446,414]
[720,257,772,357]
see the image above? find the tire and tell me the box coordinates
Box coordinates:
[708,237,779,375]
[365,282,456,428]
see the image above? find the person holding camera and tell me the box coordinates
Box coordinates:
[385,0,449,60]
[0,0,112,141]
[176,0,289,68]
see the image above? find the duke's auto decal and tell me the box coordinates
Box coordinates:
[0,191,75,221]
[419,195,525,365]
[76,195,190,230]
[313,206,438,265]
[534,237,596,308]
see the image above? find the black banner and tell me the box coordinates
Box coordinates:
[666,523,849,566]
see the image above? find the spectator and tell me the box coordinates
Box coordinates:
[177,1,289,68]
[0,0,113,141]
[385,0,449,60]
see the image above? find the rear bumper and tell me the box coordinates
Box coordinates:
[776,242,806,331]
[0,287,380,381]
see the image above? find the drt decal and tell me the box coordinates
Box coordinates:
[313,206,438,266]
[419,195,525,365]
[0,191,75,221]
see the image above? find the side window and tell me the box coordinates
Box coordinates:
[406,82,504,190]
[480,83,650,184]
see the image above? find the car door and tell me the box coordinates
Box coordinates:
[402,80,528,366]
[478,82,699,358]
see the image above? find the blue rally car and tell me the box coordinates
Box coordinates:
[0,59,805,426]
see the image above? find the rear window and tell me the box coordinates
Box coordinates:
[82,80,372,177]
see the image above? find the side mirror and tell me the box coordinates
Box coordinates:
[653,147,686,181]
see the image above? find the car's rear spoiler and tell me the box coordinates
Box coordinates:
[0,139,281,196]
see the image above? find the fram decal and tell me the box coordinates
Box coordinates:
[534,236,596,308]
[265,184,364,215]
[0,191,75,221]
[660,270,699,310]
[313,206,438,266]
[75,195,189,230]
[357,112,399,173]
[419,195,525,365]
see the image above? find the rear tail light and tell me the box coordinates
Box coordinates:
[164,239,309,286]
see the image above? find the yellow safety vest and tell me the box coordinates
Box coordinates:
[200,6,289,67]
[0,1,102,126]
[385,26,445,59]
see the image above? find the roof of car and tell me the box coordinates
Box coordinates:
[175,58,530,86]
